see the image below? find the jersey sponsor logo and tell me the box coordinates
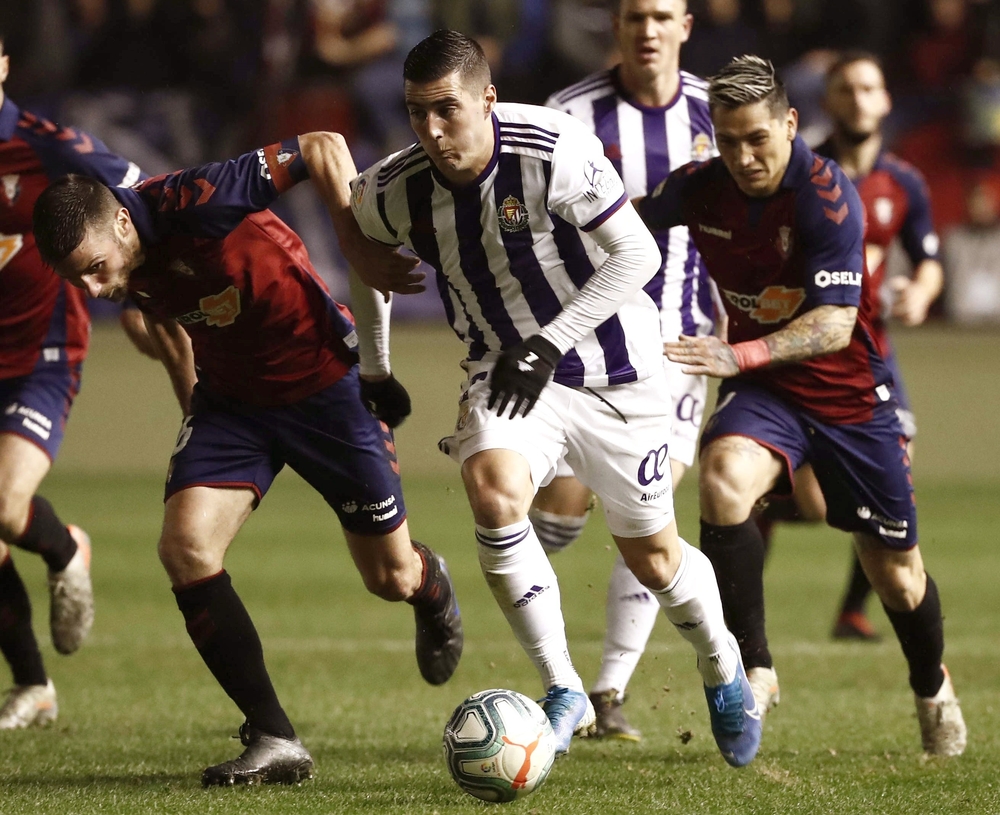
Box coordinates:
[583,160,614,202]
[638,443,670,486]
[514,584,548,608]
[177,285,242,328]
[675,393,701,425]
[814,270,862,289]
[0,233,24,271]
[640,486,670,502]
[498,195,530,233]
[723,285,806,324]
[874,197,894,225]
[1,174,20,206]
[691,132,713,162]
[698,223,731,240]
[777,225,792,259]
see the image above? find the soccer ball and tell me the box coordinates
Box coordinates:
[443,688,557,803]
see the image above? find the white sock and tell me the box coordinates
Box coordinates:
[476,520,583,693]
[592,554,660,697]
[529,508,590,554]
[651,539,738,688]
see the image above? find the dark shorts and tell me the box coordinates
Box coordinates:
[701,381,917,549]
[883,341,916,439]
[0,363,82,461]
[166,369,406,536]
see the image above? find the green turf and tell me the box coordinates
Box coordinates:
[0,324,998,813]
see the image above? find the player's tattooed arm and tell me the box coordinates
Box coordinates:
[664,305,857,377]
[763,304,858,363]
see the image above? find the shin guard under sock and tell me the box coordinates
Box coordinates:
[882,574,946,698]
[174,571,294,739]
[0,556,47,687]
[14,496,77,573]
[700,518,772,670]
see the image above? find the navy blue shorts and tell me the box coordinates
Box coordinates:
[0,363,82,460]
[166,369,406,536]
[701,381,917,549]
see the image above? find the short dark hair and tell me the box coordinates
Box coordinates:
[33,175,119,266]
[825,50,885,87]
[709,55,789,116]
[403,30,491,90]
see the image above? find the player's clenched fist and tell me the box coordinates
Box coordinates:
[360,373,412,427]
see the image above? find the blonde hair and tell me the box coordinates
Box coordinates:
[708,55,789,114]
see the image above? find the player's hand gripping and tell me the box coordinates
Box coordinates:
[488,336,562,419]
[360,373,412,428]
[343,241,426,303]
[664,334,741,378]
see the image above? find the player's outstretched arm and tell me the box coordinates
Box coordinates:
[141,313,196,415]
[298,132,424,302]
[665,304,858,378]
[119,307,160,360]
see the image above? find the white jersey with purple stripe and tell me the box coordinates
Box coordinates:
[351,102,664,388]
[546,67,716,340]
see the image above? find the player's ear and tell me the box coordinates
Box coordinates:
[483,84,497,115]
[786,107,799,141]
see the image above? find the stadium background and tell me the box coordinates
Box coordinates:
[1,1,1000,813]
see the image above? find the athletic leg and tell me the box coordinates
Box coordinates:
[529,475,593,555]
[160,486,312,785]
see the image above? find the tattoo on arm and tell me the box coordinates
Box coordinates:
[763,305,857,364]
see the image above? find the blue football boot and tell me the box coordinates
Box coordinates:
[703,649,763,768]
[538,687,596,755]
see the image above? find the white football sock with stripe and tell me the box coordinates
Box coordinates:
[650,539,738,688]
[592,553,660,696]
[476,520,583,693]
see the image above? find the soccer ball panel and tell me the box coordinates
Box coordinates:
[443,689,557,803]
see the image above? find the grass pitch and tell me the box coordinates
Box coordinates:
[0,324,998,814]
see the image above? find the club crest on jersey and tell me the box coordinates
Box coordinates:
[776,225,793,258]
[723,285,806,324]
[1,175,20,206]
[691,133,713,162]
[874,197,894,225]
[177,285,242,328]
[276,148,297,166]
[498,195,529,233]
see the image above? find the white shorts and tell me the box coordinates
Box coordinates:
[663,359,707,468]
[451,360,675,538]
[550,358,705,477]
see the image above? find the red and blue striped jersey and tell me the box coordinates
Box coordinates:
[640,136,892,424]
[0,97,141,380]
[118,139,360,406]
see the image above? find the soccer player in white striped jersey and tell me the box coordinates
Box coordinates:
[350,30,761,767]
[536,0,719,741]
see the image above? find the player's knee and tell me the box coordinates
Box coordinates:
[871,563,926,612]
[157,533,221,586]
[463,471,531,528]
[528,507,589,554]
[698,454,759,523]
[0,491,32,543]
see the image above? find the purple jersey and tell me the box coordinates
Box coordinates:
[0,98,141,380]
[640,136,891,425]
[118,139,360,407]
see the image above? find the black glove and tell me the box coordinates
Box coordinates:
[487,335,562,419]
[360,374,412,428]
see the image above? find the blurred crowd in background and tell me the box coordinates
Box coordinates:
[3,0,1000,323]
